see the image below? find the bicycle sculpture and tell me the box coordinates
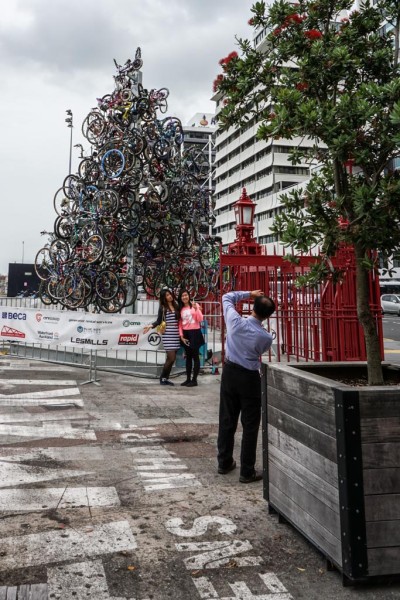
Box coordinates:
[35,48,220,312]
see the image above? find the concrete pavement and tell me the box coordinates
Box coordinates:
[0,356,399,599]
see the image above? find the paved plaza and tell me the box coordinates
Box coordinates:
[0,356,399,599]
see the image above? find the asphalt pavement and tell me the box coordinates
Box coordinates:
[0,355,399,599]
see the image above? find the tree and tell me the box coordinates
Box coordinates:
[216,0,400,384]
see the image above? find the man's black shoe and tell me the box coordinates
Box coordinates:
[218,460,236,475]
[239,470,263,484]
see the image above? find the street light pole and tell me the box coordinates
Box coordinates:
[65,110,73,174]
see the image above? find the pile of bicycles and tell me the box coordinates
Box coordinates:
[35,48,220,312]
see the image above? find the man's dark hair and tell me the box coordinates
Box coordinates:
[253,296,275,320]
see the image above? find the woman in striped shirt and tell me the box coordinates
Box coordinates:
[143,288,180,386]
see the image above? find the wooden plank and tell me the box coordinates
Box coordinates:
[365,494,400,521]
[367,521,400,548]
[0,585,48,600]
[362,442,400,468]
[269,444,339,512]
[363,468,400,494]
[267,367,335,415]
[368,547,400,576]
[15,586,29,600]
[269,483,342,566]
[359,393,400,419]
[268,405,337,463]
[30,584,48,600]
[267,386,336,436]
[361,417,400,444]
[269,463,341,537]
[268,425,338,487]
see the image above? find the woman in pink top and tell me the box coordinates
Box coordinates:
[178,289,205,387]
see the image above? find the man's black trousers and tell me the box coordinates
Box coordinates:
[217,361,261,478]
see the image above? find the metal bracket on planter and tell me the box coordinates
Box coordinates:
[335,389,368,582]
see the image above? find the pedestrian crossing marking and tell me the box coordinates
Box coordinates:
[0,520,137,571]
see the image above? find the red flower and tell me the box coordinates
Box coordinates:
[219,51,238,69]
[285,13,305,25]
[304,29,322,39]
[213,73,224,92]
[273,27,282,36]
[296,82,308,91]
[248,18,254,25]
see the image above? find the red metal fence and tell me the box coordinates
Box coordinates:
[219,248,383,363]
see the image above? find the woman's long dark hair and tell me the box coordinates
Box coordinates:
[159,288,179,316]
[178,288,192,312]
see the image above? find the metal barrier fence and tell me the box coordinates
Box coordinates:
[220,250,383,363]
[1,300,223,380]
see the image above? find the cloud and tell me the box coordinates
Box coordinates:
[0,0,253,275]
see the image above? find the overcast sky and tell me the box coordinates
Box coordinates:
[0,0,253,276]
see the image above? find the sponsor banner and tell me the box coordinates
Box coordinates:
[0,307,161,351]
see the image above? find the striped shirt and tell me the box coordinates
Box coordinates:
[162,309,181,351]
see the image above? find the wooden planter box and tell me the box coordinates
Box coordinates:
[262,362,400,585]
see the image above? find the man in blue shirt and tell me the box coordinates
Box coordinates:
[217,290,275,483]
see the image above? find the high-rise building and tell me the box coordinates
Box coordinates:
[183,113,216,191]
[183,113,216,227]
[212,27,324,252]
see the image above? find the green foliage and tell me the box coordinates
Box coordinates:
[214,0,400,381]
[216,0,400,284]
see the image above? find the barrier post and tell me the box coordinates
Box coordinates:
[81,350,101,386]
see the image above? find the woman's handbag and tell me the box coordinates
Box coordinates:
[156,309,166,334]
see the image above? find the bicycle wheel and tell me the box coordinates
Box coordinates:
[118,276,137,307]
[49,239,70,264]
[94,189,120,216]
[101,149,125,178]
[82,111,106,144]
[82,234,104,263]
[95,270,119,300]
[39,280,55,305]
[63,175,83,200]
[54,216,73,240]
[34,248,53,281]
[54,187,73,217]
[96,289,126,313]
[78,158,101,183]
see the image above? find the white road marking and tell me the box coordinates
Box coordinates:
[192,573,293,599]
[0,410,89,423]
[0,423,96,440]
[127,445,174,457]
[1,446,104,463]
[0,379,78,386]
[0,520,137,571]
[165,516,237,537]
[135,458,187,470]
[129,443,202,491]
[139,473,201,491]
[176,540,262,569]
[0,487,120,512]
[48,560,128,600]
[0,461,93,488]
[0,387,81,399]
[120,432,163,443]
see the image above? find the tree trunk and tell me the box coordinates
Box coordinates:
[354,243,384,385]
